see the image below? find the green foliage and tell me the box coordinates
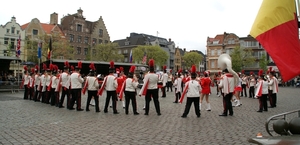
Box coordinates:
[25,33,74,63]
[259,53,268,72]
[230,46,255,72]
[182,52,203,68]
[92,43,124,62]
[132,45,168,66]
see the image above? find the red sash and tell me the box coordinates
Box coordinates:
[179,83,189,103]
[82,78,88,95]
[119,81,126,100]
[47,76,53,91]
[97,77,107,96]
[142,79,149,96]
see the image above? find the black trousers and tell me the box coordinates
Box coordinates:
[70,89,82,110]
[29,87,34,100]
[104,91,118,113]
[241,84,247,97]
[145,89,160,114]
[59,87,70,108]
[124,91,138,114]
[161,85,166,97]
[166,81,173,92]
[174,88,181,103]
[50,88,59,106]
[249,86,255,98]
[86,90,99,112]
[258,94,268,111]
[34,85,40,101]
[23,85,29,99]
[182,97,200,117]
[269,92,277,107]
[222,93,233,115]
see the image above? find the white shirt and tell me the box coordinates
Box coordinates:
[186,80,201,98]
[104,75,118,91]
[86,76,99,91]
[34,74,40,86]
[51,76,58,89]
[70,72,84,89]
[268,76,279,93]
[162,73,168,86]
[45,75,51,86]
[242,76,248,85]
[218,73,235,94]
[173,77,182,93]
[249,78,256,87]
[61,72,71,88]
[125,78,138,92]
[23,74,30,85]
[144,73,159,90]
[255,80,269,96]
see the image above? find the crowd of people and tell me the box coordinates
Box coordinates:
[20,58,285,118]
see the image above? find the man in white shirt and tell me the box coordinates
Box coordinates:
[33,66,41,102]
[139,59,161,116]
[84,63,100,112]
[69,62,84,111]
[161,65,168,97]
[99,61,119,114]
[59,63,71,108]
[268,71,279,108]
[218,69,235,116]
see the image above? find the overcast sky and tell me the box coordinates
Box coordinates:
[0,0,262,53]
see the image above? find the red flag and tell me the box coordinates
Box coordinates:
[47,38,52,60]
[250,0,300,81]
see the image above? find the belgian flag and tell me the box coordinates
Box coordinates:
[250,0,300,81]
[47,38,52,60]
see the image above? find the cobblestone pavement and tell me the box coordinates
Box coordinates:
[0,86,299,145]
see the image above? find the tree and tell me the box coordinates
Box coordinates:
[182,52,203,68]
[230,46,255,72]
[91,43,124,62]
[25,33,74,63]
[132,45,168,67]
[259,53,268,72]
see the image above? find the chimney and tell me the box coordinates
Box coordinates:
[169,38,171,42]
[77,7,83,17]
[184,48,186,52]
[50,12,58,25]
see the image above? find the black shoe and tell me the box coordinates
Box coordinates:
[125,112,128,115]
[134,112,139,115]
[69,108,75,110]
[197,115,201,118]
[113,112,119,114]
[96,110,100,113]
[109,106,112,108]
[86,109,90,112]
[157,113,161,116]
[181,115,187,118]
[104,110,108,113]
[59,106,64,108]
[257,110,263,112]
[268,106,274,108]
[143,108,145,110]
[219,114,227,116]
[144,113,148,115]
[229,113,233,116]
[77,109,84,111]
[123,107,125,109]
[173,101,178,103]
[263,110,268,112]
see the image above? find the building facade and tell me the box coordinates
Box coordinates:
[60,8,110,60]
[0,16,26,75]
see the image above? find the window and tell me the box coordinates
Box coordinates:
[217,49,221,55]
[6,29,10,33]
[210,60,215,68]
[3,50,9,56]
[17,30,20,34]
[125,41,130,45]
[118,50,121,54]
[84,48,88,55]
[226,49,231,54]
[84,37,89,44]
[92,49,96,56]
[77,36,81,43]
[4,38,9,45]
[212,40,219,44]
[69,34,74,42]
[77,47,81,55]
[124,57,128,62]
[92,38,97,45]
[32,29,38,35]
[98,39,102,44]
[245,41,257,47]
[228,39,234,44]
[99,29,103,37]
[77,24,82,32]
[210,49,215,56]
[123,49,128,54]
[105,40,108,43]
[10,38,15,50]
[11,27,15,34]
